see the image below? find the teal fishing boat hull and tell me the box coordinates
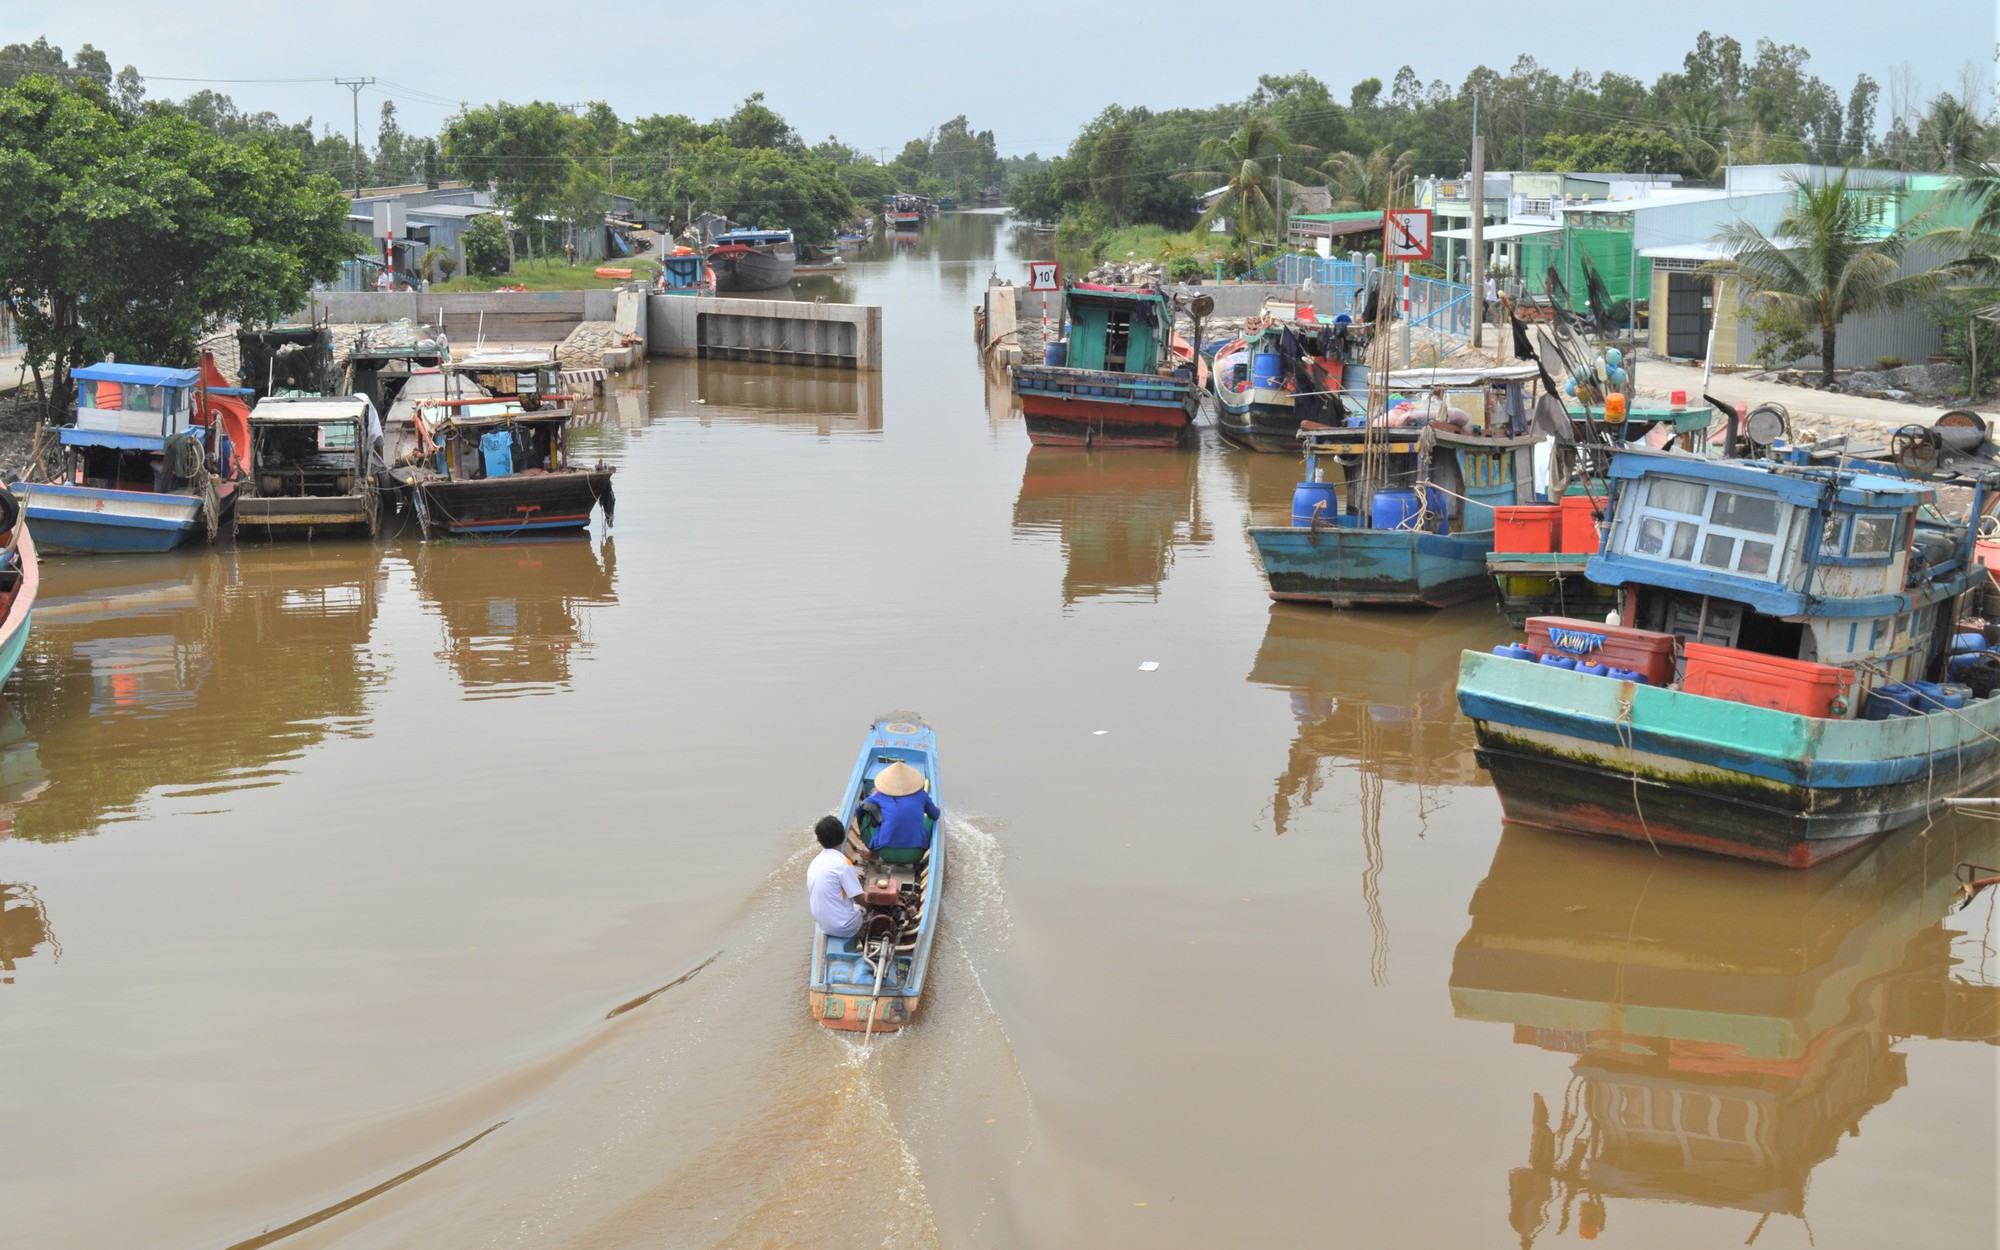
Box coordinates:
[1484,552,1619,627]
[1249,525,1495,609]
[1457,649,2000,867]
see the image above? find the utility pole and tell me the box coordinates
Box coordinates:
[336,77,376,196]
[1471,88,1487,350]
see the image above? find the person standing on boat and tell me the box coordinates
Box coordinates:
[807,816,864,939]
[856,761,938,865]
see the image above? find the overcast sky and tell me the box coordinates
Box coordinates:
[18,1,1998,157]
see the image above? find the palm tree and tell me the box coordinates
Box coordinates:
[1178,114,1313,264]
[1669,99,1727,181]
[1322,147,1414,213]
[1703,170,1944,387]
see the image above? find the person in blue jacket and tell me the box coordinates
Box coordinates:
[856,760,938,865]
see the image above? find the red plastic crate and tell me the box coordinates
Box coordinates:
[1494,505,1560,554]
[1526,617,1679,687]
[1559,492,1607,554]
[1681,643,1853,718]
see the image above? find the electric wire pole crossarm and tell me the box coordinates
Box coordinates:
[335,76,376,195]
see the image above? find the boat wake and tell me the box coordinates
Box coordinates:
[270,815,1031,1250]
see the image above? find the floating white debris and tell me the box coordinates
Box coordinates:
[1138,661,1159,672]
[1093,729,1108,736]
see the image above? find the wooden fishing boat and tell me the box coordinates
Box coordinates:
[236,395,382,540]
[809,714,942,1035]
[707,228,796,292]
[1458,449,2000,866]
[655,248,714,296]
[14,361,239,555]
[0,512,39,691]
[1211,301,1371,453]
[1011,284,1199,449]
[1248,366,1543,608]
[885,194,927,230]
[390,353,614,537]
[793,242,847,274]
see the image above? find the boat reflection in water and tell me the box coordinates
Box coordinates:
[9,547,385,842]
[410,535,617,699]
[0,881,56,983]
[646,359,883,437]
[1451,824,1999,1244]
[1011,448,1208,605]
[1247,603,1508,985]
[1247,604,1506,834]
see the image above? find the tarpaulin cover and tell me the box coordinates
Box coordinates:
[199,354,252,477]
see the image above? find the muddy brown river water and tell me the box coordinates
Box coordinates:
[0,213,1993,1249]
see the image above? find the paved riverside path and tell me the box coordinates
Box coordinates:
[1632,357,1962,431]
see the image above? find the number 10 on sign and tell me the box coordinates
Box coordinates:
[1028,262,1061,291]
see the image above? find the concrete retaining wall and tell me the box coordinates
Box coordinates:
[647,296,881,370]
[307,291,616,344]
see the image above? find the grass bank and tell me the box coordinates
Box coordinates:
[433,254,662,293]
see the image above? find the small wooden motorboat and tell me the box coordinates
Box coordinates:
[809,714,942,1035]
[0,503,39,691]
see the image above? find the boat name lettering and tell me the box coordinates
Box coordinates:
[1549,628,1607,654]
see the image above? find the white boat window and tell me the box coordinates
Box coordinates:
[1819,514,1847,553]
[1647,478,1706,515]
[1709,491,1779,534]
[1851,514,1898,555]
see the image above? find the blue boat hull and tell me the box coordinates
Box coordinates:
[808,714,942,1033]
[12,483,217,555]
[1249,524,1495,609]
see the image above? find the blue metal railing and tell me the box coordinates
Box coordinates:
[1245,255,1476,337]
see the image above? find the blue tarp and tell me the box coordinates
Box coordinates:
[72,363,198,387]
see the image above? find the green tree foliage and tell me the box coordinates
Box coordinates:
[677,141,854,242]
[1181,114,1306,260]
[0,75,353,410]
[1324,146,1413,211]
[1533,124,1695,175]
[443,101,579,264]
[461,214,510,277]
[1703,171,1945,386]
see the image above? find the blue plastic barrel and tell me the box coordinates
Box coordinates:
[1044,341,1067,367]
[1863,682,1919,719]
[1539,654,1579,670]
[1492,643,1537,661]
[1578,662,1612,677]
[1606,666,1648,685]
[1292,481,1340,527]
[1251,352,1282,388]
[1371,487,1446,532]
[1950,652,1986,675]
[1952,631,1987,653]
[480,430,513,478]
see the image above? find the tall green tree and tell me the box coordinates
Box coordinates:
[1324,146,1413,212]
[443,101,580,266]
[1180,114,1308,261]
[0,75,353,410]
[1704,171,1944,386]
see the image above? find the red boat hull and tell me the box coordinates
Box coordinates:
[1019,394,1196,449]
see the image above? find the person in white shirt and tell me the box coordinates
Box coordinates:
[806,816,864,938]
